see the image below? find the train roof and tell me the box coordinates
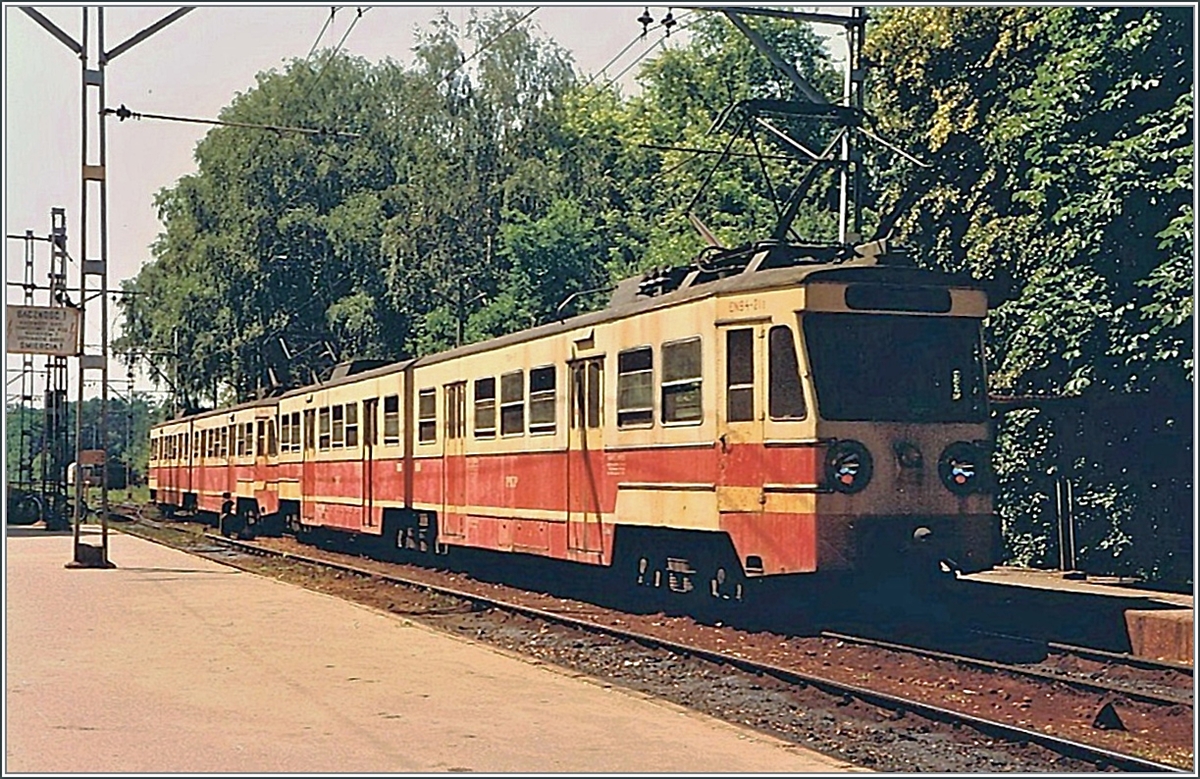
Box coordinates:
[249,240,987,403]
[413,239,983,369]
[151,394,280,429]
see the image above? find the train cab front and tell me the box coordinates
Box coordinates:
[799,271,1000,582]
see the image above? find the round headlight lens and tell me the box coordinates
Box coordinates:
[939,441,986,495]
[825,440,873,494]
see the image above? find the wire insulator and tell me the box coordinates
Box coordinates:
[638,7,654,35]
[662,8,676,36]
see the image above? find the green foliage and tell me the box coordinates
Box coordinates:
[866,7,1193,584]
[6,395,164,489]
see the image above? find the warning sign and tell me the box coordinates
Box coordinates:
[5,305,81,356]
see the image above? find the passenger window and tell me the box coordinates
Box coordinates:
[383,395,400,446]
[345,402,358,448]
[501,370,524,436]
[256,420,265,456]
[474,378,496,438]
[235,424,245,457]
[529,366,556,434]
[617,347,654,427]
[661,337,702,424]
[244,422,254,455]
[726,329,755,422]
[418,389,437,443]
[221,426,229,457]
[769,325,806,420]
[268,419,277,456]
[281,415,291,453]
[291,412,301,450]
[445,383,466,439]
[319,407,331,450]
[587,361,602,428]
[332,405,345,448]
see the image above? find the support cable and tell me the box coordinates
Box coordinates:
[305,7,338,61]
[579,9,694,92]
[443,6,539,83]
[102,105,361,139]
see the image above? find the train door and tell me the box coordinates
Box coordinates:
[567,358,605,560]
[717,324,765,509]
[187,424,196,500]
[441,382,467,539]
[225,423,236,499]
[301,409,316,524]
[361,398,377,529]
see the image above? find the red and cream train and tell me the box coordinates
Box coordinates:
[149,239,999,597]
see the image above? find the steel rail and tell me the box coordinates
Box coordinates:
[969,628,1194,676]
[820,630,1193,709]
[182,531,1185,774]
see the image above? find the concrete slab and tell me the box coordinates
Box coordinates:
[963,565,1194,666]
[964,565,1192,609]
[1124,609,1194,666]
[5,528,862,773]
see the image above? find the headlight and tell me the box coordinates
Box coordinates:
[938,441,988,495]
[825,440,873,494]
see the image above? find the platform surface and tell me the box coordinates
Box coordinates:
[964,564,1193,665]
[964,565,1193,609]
[5,527,862,773]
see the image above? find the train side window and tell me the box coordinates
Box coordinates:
[235,424,244,457]
[304,411,315,450]
[363,399,377,446]
[292,411,302,451]
[587,361,602,428]
[244,422,253,455]
[474,377,496,438]
[661,337,702,424]
[445,383,466,439]
[383,395,400,445]
[268,418,277,456]
[318,407,331,450]
[500,370,524,436]
[418,389,437,443]
[280,415,291,453]
[529,366,556,434]
[332,405,345,448]
[193,432,199,459]
[768,325,806,420]
[726,329,755,422]
[221,426,229,458]
[617,346,654,427]
[345,402,359,448]
[256,420,265,456]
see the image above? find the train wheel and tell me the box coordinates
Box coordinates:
[709,565,745,603]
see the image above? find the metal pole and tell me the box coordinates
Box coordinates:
[72,7,88,557]
[98,6,110,560]
[1055,476,1067,572]
[1065,478,1078,572]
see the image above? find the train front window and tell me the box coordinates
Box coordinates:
[802,313,986,423]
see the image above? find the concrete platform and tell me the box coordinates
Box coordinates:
[964,565,1194,666]
[5,527,862,773]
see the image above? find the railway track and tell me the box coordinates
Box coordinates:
[819,630,1193,709]
[111,512,1188,773]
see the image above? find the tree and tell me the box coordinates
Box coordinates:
[865,6,1193,584]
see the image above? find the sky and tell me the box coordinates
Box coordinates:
[4,3,854,402]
